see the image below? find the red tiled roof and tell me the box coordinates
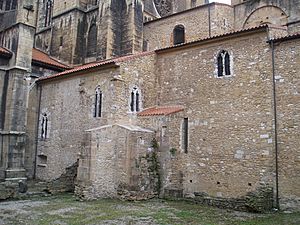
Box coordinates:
[138,106,184,117]
[32,48,70,70]
[0,46,12,58]
[155,25,269,53]
[38,51,154,82]
[268,33,300,43]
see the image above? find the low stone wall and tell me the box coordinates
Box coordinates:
[162,186,274,212]
[0,182,18,200]
[46,161,78,194]
[188,186,274,212]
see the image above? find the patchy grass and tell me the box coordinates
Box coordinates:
[0,193,299,225]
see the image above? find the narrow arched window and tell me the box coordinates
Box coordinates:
[3,0,18,10]
[45,0,53,27]
[41,113,48,139]
[11,0,17,10]
[217,53,223,77]
[87,23,97,57]
[224,52,230,75]
[173,25,185,45]
[94,87,102,118]
[217,50,231,77]
[130,87,141,113]
[5,0,11,10]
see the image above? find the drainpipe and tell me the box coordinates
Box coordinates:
[270,40,280,210]
[33,83,42,179]
[208,4,211,37]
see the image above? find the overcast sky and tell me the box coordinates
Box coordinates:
[210,0,231,4]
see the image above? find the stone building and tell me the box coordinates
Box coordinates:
[0,0,299,211]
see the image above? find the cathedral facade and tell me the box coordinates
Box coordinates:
[0,0,300,211]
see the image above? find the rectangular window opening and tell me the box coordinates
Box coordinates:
[183,118,188,153]
[60,36,63,46]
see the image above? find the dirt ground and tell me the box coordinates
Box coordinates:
[0,194,299,225]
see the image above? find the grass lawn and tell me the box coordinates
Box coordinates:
[0,193,299,225]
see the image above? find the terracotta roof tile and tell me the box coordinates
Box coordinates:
[0,46,12,58]
[38,51,154,82]
[155,25,269,53]
[32,48,70,70]
[138,106,184,117]
[268,32,300,43]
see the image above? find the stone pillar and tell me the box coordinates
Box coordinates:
[0,0,37,181]
[102,0,144,58]
[0,68,30,181]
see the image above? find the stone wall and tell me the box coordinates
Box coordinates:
[144,5,210,50]
[155,30,276,205]
[210,3,234,37]
[233,0,300,30]
[273,38,300,211]
[35,29,52,53]
[144,3,234,51]
[288,21,300,35]
[36,52,157,181]
[36,66,119,181]
[75,125,158,200]
[50,10,83,65]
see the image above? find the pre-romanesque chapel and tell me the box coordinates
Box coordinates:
[0,0,299,211]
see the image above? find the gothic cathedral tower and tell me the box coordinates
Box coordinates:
[0,0,38,180]
[35,0,144,65]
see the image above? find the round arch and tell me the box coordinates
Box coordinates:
[242,5,288,29]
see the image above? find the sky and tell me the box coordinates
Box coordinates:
[210,0,231,4]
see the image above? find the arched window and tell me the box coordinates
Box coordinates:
[130,87,140,113]
[173,25,185,45]
[5,0,11,10]
[41,113,48,139]
[45,0,53,27]
[1,0,17,10]
[94,87,102,118]
[11,0,16,9]
[217,50,231,77]
[87,23,97,57]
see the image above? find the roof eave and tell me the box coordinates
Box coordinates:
[267,33,300,43]
[36,61,118,84]
[155,26,268,54]
[32,60,67,72]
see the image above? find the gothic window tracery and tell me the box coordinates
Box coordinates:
[154,0,172,17]
[94,87,102,118]
[130,87,140,113]
[0,0,17,11]
[45,0,53,27]
[217,50,231,77]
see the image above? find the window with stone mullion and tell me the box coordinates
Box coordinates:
[94,88,102,118]
[130,87,140,113]
[217,50,231,77]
